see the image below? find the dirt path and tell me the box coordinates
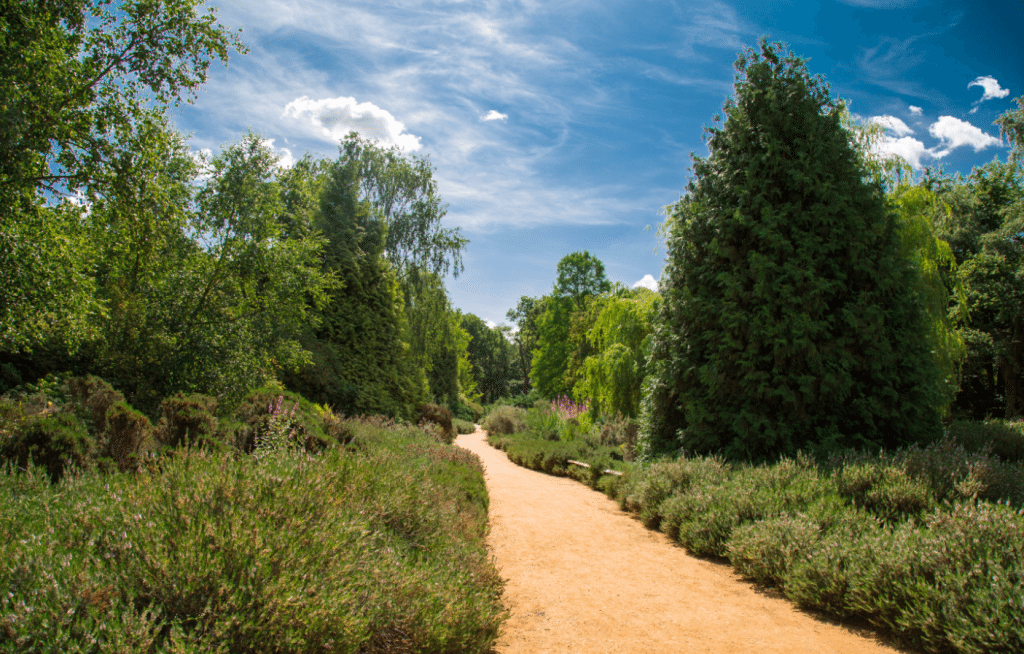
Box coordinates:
[456,428,905,654]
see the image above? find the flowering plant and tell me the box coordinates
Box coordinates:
[255,395,298,458]
[551,395,589,421]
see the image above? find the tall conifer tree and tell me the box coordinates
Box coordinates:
[639,40,944,460]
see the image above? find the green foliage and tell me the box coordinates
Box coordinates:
[0,0,245,351]
[640,40,944,461]
[505,295,546,392]
[453,418,477,435]
[461,314,516,403]
[947,418,1024,463]
[156,393,225,451]
[530,295,574,399]
[577,288,661,418]
[554,250,612,310]
[286,156,423,419]
[0,420,507,653]
[481,405,528,435]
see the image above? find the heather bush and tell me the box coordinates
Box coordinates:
[453,418,476,435]
[417,402,455,444]
[0,418,506,653]
[481,405,527,435]
[947,419,1024,463]
[0,412,95,482]
[156,393,223,450]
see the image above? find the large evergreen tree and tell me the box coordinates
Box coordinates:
[287,158,423,418]
[639,40,944,461]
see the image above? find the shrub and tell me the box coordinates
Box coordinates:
[481,405,527,435]
[102,401,155,472]
[835,463,933,524]
[0,412,95,482]
[947,419,1024,463]
[157,393,223,450]
[599,413,639,461]
[0,420,507,652]
[454,418,476,435]
[234,388,336,453]
[729,514,822,587]
[417,403,455,444]
[67,375,124,435]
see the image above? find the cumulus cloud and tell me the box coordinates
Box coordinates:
[869,115,914,137]
[480,110,508,122]
[485,319,498,328]
[969,75,1010,103]
[632,274,659,291]
[867,115,1003,169]
[872,135,935,169]
[282,96,422,151]
[928,116,1003,154]
[909,105,923,116]
[265,139,296,168]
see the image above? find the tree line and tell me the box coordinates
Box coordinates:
[0,0,518,422]
[505,40,1023,463]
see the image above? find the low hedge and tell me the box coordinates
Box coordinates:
[490,418,1024,654]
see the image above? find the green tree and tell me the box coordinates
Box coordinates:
[461,314,516,403]
[506,295,545,393]
[640,40,944,461]
[530,295,574,399]
[287,156,423,418]
[577,288,661,418]
[0,0,244,350]
[554,250,612,310]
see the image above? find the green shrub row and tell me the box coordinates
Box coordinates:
[604,441,1024,653]
[486,415,1024,653]
[0,376,364,482]
[1,418,507,653]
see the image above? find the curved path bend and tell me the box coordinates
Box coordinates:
[456,428,904,654]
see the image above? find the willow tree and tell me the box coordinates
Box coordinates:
[639,40,944,461]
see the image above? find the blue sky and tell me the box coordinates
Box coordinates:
[174,0,1023,327]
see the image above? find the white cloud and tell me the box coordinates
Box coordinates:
[928,115,1002,153]
[969,75,1010,102]
[632,274,659,291]
[282,95,422,151]
[265,139,297,168]
[909,105,923,116]
[872,135,934,169]
[480,110,508,122]
[869,115,914,137]
[485,319,497,328]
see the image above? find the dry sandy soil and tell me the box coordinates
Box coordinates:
[456,427,908,654]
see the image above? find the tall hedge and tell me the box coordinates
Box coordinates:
[639,40,944,461]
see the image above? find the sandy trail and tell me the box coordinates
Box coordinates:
[456,428,904,654]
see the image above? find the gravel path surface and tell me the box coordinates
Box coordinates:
[456,427,905,654]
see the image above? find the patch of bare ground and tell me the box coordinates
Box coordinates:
[457,428,909,654]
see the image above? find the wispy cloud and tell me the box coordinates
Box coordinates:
[909,105,923,116]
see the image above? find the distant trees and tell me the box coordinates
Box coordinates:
[461,314,516,404]
[639,40,944,460]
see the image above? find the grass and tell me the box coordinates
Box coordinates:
[1,418,507,653]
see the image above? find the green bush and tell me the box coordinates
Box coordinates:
[835,463,933,524]
[481,405,527,435]
[947,419,1024,463]
[453,418,476,435]
[0,420,507,652]
[417,403,455,444]
[234,388,337,454]
[1,412,95,482]
[729,513,823,587]
[156,393,225,451]
[102,401,155,472]
[67,375,124,435]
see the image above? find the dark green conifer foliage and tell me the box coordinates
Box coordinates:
[640,40,944,461]
[289,160,421,418]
